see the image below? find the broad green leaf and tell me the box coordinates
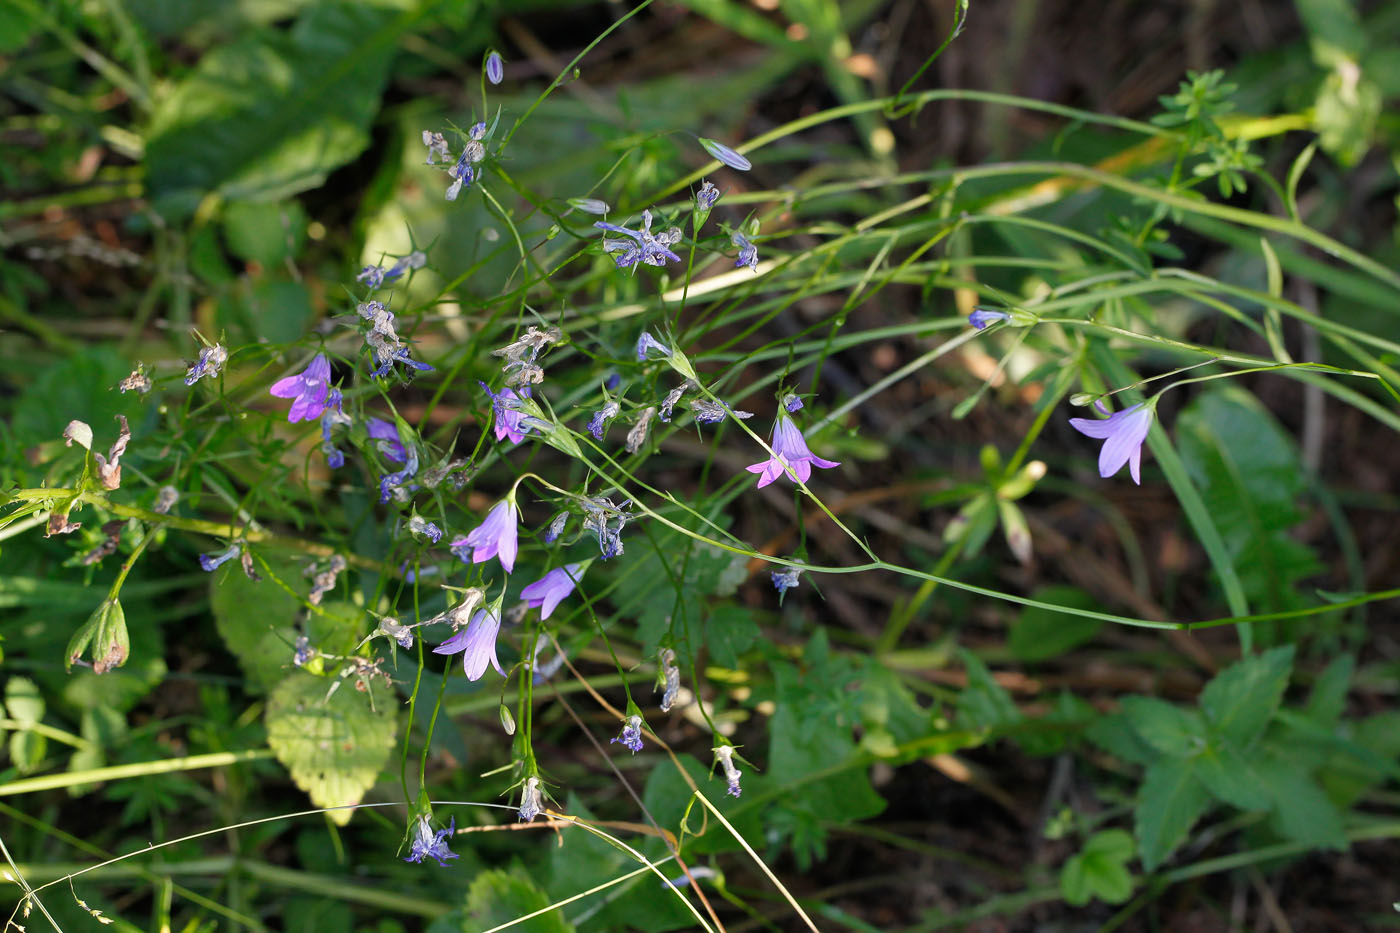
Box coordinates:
[211,550,308,692]
[222,199,308,266]
[704,605,757,668]
[1303,654,1354,727]
[1255,756,1348,850]
[4,676,43,723]
[265,670,397,825]
[1086,713,1158,767]
[1007,586,1102,662]
[1199,645,1294,747]
[11,346,145,452]
[954,648,1021,732]
[464,870,573,933]
[1136,757,1211,871]
[1060,829,1135,906]
[1119,697,1205,758]
[144,2,419,216]
[1194,742,1266,810]
[9,731,46,774]
[1176,388,1321,614]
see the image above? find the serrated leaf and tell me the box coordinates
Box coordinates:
[1303,654,1353,727]
[1194,742,1266,810]
[1200,645,1294,747]
[464,870,573,933]
[1086,713,1158,766]
[1119,697,1205,758]
[265,670,396,826]
[144,2,416,216]
[211,551,308,692]
[954,648,1021,732]
[1007,586,1102,662]
[1255,757,1348,850]
[1061,829,1135,906]
[1176,388,1321,613]
[1136,757,1211,871]
[5,676,44,724]
[704,605,757,668]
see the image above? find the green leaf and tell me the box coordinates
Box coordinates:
[1199,645,1294,747]
[1303,654,1354,727]
[4,676,44,724]
[1060,829,1135,906]
[222,199,308,267]
[1255,756,1348,850]
[465,870,573,933]
[211,550,308,692]
[144,2,418,216]
[1119,697,1205,758]
[1086,713,1158,767]
[9,731,46,775]
[954,649,1021,732]
[1194,742,1265,810]
[265,670,397,826]
[704,605,757,668]
[1135,757,1211,871]
[1175,388,1321,613]
[1007,586,1102,662]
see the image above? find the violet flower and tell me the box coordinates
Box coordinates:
[543,511,568,543]
[636,331,671,362]
[746,411,840,488]
[357,251,426,291]
[404,815,458,867]
[772,567,801,598]
[432,607,504,680]
[587,400,620,440]
[184,344,228,386]
[690,398,753,424]
[695,181,720,211]
[611,714,644,754]
[1068,401,1155,485]
[199,544,240,572]
[519,777,544,822]
[453,497,519,572]
[367,418,418,502]
[481,383,530,443]
[520,563,585,620]
[269,353,332,423]
[320,388,350,468]
[486,50,504,85]
[968,307,1011,330]
[596,210,682,269]
[731,230,758,272]
[699,137,752,171]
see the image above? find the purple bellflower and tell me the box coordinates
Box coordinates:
[481,383,531,443]
[595,211,682,269]
[320,388,351,468]
[407,515,443,544]
[698,137,752,171]
[636,331,671,362]
[612,714,644,754]
[367,418,419,502]
[433,607,504,680]
[520,563,585,620]
[486,50,504,84]
[746,410,840,488]
[452,497,519,572]
[581,496,630,559]
[404,815,458,867]
[731,231,758,272]
[968,307,1011,330]
[269,353,332,423]
[1069,400,1155,485]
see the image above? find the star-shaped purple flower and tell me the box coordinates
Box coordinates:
[269,353,332,423]
[611,714,644,754]
[520,563,585,620]
[1069,401,1154,484]
[403,815,458,867]
[746,411,840,488]
[451,498,519,572]
[433,608,504,680]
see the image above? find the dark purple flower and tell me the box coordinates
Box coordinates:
[269,353,332,423]
[404,815,458,867]
[587,401,620,440]
[772,567,800,597]
[453,498,519,572]
[407,516,442,543]
[543,511,568,543]
[782,393,803,413]
[486,50,504,85]
[480,383,530,443]
[1069,401,1154,484]
[611,714,644,754]
[433,608,504,680]
[320,388,350,469]
[699,137,752,171]
[968,307,1011,330]
[199,544,240,572]
[520,563,585,620]
[636,331,671,362]
[731,231,758,272]
[746,411,840,488]
[596,211,682,269]
[367,418,408,463]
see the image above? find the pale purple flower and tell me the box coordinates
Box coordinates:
[199,544,240,572]
[782,393,803,413]
[367,418,418,502]
[543,511,568,543]
[370,344,434,379]
[968,307,1011,330]
[446,156,473,202]
[636,331,671,362]
[293,635,314,667]
[695,181,720,211]
[699,137,752,171]
[587,400,620,440]
[521,563,585,620]
[486,50,504,84]
[772,567,801,598]
[569,197,609,215]
[320,388,350,468]
[658,648,680,712]
[422,131,450,165]
[581,496,630,559]
[519,777,544,822]
[453,498,519,572]
[714,745,742,798]
[184,344,227,386]
[690,398,753,424]
[659,382,691,423]
[746,411,841,488]
[432,608,504,680]
[404,815,458,867]
[357,251,426,291]
[1069,401,1154,485]
[407,515,442,544]
[731,230,758,272]
[596,211,682,269]
[269,353,332,423]
[611,714,644,754]
[480,383,530,443]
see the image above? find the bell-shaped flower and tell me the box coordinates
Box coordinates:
[481,383,530,443]
[452,497,519,572]
[269,353,332,423]
[432,607,504,680]
[746,410,840,488]
[403,815,458,867]
[1068,401,1155,485]
[520,563,586,620]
